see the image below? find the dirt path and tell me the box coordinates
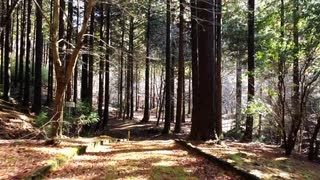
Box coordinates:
[46,140,241,180]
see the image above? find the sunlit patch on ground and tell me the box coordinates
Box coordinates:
[193,142,320,179]
[46,140,240,180]
[0,140,75,179]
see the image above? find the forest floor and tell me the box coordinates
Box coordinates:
[45,140,240,180]
[101,111,320,180]
[1,102,320,179]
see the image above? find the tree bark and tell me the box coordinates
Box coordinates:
[174,0,185,133]
[18,0,26,101]
[51,0,95,138]
[242,0,255,142]
[215,0,222,137]
[98,5,104,119]
[129,16,134,120]
[103,4,110,129]
[190,0,216,140]
[141,0,152,123]
[14,6,19,87]
[32,0,43,114]
[285,0,300,155]
[23,0,32,106]
[163,0,171,134]
[235,56,242,130]
[88,7,94,107]
[119,14,125,118]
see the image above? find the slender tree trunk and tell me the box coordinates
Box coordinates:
[141,0,152,123]
[47,0,54,105]
[0,32,4,85]
[187,70,191,115]
[19,0,26,101]
[286,0,300,155]
[103,5,111,129]
[215,0,222,137]
[170,46,175,122]
[235,56,242,130]
[98,5,104,119]
[65,0,73,102]
[242,0,255,142]
[163,0,171,134]
[88,7,94,107]
[3,0,11,101]
[129,16,134,120]
[308,117,320,160]
[32,0,43,114]
[73,0,80,105]
[278,0,287,147]
[125,48,130,118]
[174,0,185,133]
[135,62,139,111]
[14,7,19,87]
[157,68,164,126]
[23,0,32,106]
[150,67,153,110]
[81,34,88,101]
[119,15,125,118]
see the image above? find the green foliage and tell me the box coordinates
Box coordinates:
[246,97,272,117]
[225,127,244,139]
[63,101,99,136]
[35,111,49,128]
[42,67,49,85]
[151,166,194,180]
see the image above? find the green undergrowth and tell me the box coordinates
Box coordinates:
[151,166,198,180]
[225,151,320,179]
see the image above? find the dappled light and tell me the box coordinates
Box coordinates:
[46,140,239,180]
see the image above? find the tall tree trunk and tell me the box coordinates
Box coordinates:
[174,0,185,133]
[14,6,19,87]
[81,35,88,100]
[157,68,164,126]
[141,0,152,123]
[187,70,191,115]
[278,0,286,147]
[65,0,73,102]
[135,62,139,111]
[23,0,32,106]
[125,45,130,118]
[98,5,104,119]
[308,117,320,160]
[242,0,255,142]
[170,13,175,123]
[0,32,4,85]
[235,56,242,130]
[88,7,94,107]
[190,0,216,141]
[286,0,300,155]
[103,5,110,129]
[32,0,43,114]
[119,14,125,118]
[51,0,95,138]
[163,0,171,134]
[19,0,26,101]
[73,0,80,105]
[215,0,222,137]
[3,0,11,101]
[129,16,134,120]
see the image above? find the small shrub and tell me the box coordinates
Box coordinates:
[63,101,99,136]
[35,111,49,128]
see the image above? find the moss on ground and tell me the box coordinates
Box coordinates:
[151,166,198,180]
